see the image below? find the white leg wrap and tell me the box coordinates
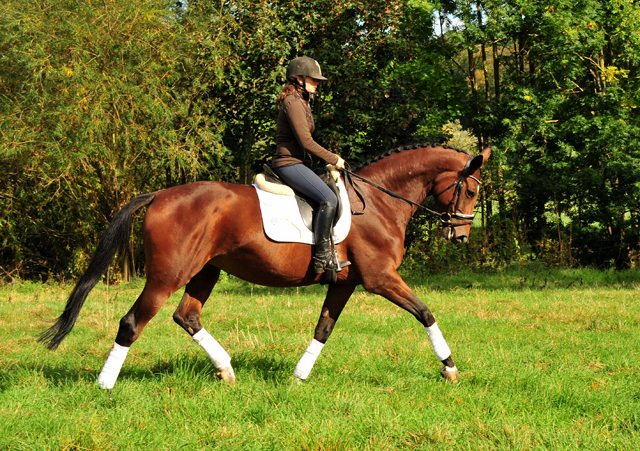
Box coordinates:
[425,322,452,362]
[97,342,130,389]
[294,339,325,380]
[193,328,232,370]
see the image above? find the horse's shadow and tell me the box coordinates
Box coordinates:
[139,352,294,384]
[1,352,295,391]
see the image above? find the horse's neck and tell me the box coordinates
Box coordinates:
[358,147,462,205]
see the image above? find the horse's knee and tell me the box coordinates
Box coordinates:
[313,310,336,343]
[115,313,138,347]
[314,323,334,343]
[172,310,202,336]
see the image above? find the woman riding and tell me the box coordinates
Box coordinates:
[272,56,346,275]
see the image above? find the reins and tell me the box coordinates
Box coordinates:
[342,168,442,217]
[341,155,481,228]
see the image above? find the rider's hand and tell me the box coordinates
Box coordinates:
[335,156,346,170]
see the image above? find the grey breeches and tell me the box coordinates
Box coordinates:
[272,164,338,208]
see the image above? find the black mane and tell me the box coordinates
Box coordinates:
[353,143,468,171]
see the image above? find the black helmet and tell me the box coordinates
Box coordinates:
[286,56,327,82]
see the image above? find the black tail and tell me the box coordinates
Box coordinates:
[39,192,157,350]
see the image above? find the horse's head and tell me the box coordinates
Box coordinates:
[432,147,491,244]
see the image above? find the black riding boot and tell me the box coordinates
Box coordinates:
[313,201,337,273]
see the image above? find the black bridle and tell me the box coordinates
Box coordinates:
[342,155,481,233]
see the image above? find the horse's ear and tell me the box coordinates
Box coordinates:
[465,147,491,175]
[480,147,491,162]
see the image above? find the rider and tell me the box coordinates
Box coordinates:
[272,56,346,274]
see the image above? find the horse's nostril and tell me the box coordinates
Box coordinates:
[456,236,468,244]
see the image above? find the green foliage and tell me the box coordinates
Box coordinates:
[189,0,429,177]
[1,0,447,279]
[429,0,640,269]
[2,0,640,278]
[442,119,478,153]
[0,0,210,278]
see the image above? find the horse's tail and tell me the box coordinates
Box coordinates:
[39,192,157,350]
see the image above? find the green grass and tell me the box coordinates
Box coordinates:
[1,267,640,450]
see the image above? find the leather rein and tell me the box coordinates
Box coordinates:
[341,155,481,229]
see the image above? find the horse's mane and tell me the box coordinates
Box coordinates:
[353,143,469,171]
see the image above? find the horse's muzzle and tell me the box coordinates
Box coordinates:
[452,235,468,244]
[441,226,468,244]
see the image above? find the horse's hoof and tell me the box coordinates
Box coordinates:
[216,366,236,385]
[440,366,459,382]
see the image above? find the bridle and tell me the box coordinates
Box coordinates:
[431,155,481,239]
[342,155,481,236]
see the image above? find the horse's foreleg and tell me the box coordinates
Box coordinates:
[172,265,235,384]
[363,273,459,382]
[294,284,356,381]
[97,283,174,389]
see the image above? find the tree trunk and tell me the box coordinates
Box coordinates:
[468,48,477,103]
[477,1,490,102]
[493,42,500,102]
[481,43,490,102]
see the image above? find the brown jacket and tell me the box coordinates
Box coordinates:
[272,92,339,168]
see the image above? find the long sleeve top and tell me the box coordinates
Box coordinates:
[272,92,339,169]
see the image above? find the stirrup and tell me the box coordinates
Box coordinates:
[313,255,337,274]
[318,256,351,285]
[314,242,351,274]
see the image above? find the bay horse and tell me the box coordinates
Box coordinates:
[40,144,491,388]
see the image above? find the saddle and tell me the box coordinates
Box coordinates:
[253,164,352,284]
[255,164,343,231]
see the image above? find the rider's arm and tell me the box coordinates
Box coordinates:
[283,97,340,166]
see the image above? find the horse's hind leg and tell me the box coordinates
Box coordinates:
[172,265,235,384]
[97,281,176,389]
[294,284,356,381]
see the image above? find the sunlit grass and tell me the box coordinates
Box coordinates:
[1,268,640,449]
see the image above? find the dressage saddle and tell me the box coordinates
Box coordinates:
[260,164,343,232]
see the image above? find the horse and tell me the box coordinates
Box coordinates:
[40,144,491,388]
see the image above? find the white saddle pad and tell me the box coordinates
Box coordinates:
[254,178,352,245]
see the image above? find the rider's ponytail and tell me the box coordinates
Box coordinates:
[276,83,297,107]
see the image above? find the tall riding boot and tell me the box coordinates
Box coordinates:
[313,201,337,273]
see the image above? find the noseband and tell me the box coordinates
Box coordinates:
[342,155,481,234]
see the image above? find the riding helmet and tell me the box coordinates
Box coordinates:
[286,56,327,82]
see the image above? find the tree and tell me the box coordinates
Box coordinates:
[0,0,209,278]
[185,0,434,182]
[458,0,640,267]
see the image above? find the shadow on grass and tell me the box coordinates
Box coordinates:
[142,352,293,384]
[230,352,293,383]
[1,351,295,390]
[0,364,96,391]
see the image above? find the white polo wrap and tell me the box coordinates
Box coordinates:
[97,342,130,389]
[294,338,325,380]
[193,328,232,370]
[425,322,452,361]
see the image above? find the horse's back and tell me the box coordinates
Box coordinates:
[146,180,262,236]
[141,182,261,273]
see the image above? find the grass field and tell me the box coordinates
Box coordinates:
[1,267,640,450]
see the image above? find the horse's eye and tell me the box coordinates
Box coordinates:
[466,189,477,198]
